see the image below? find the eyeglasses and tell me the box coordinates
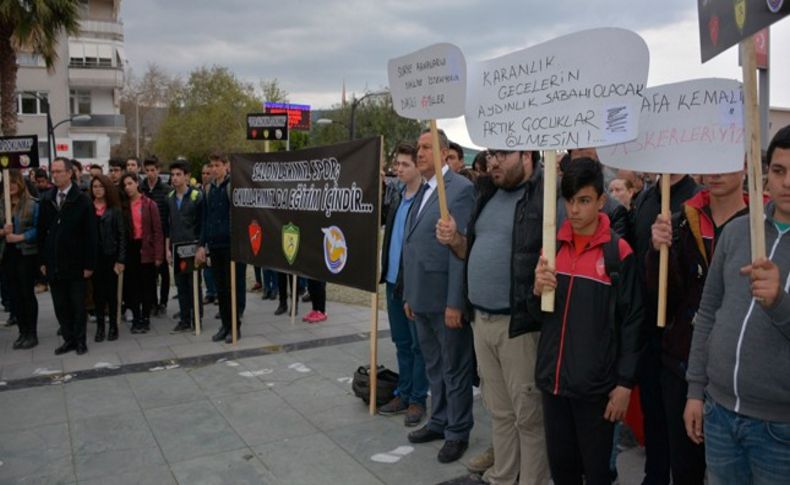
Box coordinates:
[486,150,515,161]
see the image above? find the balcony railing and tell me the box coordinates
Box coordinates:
[71,114,126,129]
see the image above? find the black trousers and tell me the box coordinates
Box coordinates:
[51,277,87,346]
[2,245,38,338]
[307,279,326,312]
[210,247,241,331]
[542,392,614,485]
[155,248,170,306]
[278,272,296,306]
[661,367,706,485]
[92,254,118,327]
[175,270,203,325]
[639,333,671,485]
[125,240,156,322]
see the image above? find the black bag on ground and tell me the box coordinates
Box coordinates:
[352,365,399,406]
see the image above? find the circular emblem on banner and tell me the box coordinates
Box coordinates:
[767,0,784,12]
[19,155,30,168]
[322,226,348,274]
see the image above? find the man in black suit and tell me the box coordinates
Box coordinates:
[38,157,97,355]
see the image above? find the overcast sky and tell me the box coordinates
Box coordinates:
[121,0,790,148]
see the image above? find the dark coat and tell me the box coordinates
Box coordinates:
[167,187,203,243]
[200,176,231,250]
[132,195,164,264]
[96,206,127,264]
[141,177,170,237]
[37,183,97,280]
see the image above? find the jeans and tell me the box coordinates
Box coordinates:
[263,269,278,294]
[175,270,203,325]
[203,267,217,298]
[385,283,428,407]
[704,396,790,485]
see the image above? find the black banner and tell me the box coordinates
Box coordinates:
[0,135,40,169]
[230,137,382,292]
[173,241,199,275]
[699,0,789,62]
[247,113,289,141]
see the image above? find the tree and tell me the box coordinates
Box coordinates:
[0,0,80,135]
[311,93,423,162]
[152,66,261,171]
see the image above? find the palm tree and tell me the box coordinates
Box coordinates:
[0,0,81,136]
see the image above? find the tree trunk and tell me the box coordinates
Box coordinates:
[0,20,19,136]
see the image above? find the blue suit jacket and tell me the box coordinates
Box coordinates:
[402,168,475,314]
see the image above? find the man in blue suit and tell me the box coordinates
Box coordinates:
[402,129,476,463]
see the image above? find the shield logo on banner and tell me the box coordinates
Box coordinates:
[248,220,262,256]
[734,0,747,32]
[282,223,300,265]
[709,15,720,46]
[0,156,8,168]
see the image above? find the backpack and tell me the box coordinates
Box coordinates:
[351,365,399,407]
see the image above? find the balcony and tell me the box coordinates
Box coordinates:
[68,66,124,89]
[78,20,124,40]
[70,114,126,135]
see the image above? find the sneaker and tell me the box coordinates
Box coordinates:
[466,446,494,474]
[378,396,408,415]
[305,311,327,323]
[404,403,425,427]
[302,310,319,322]
[171,322,191,333]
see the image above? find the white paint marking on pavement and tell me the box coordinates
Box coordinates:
[225,361,240,367]
[0,381,7,386]
[370,446,414,463]
[33,368,61,376]
[337,377,353,384]
[288,363,311,373]
[94,362,119,370]
[149,366,165,372]
[238,369,273,378]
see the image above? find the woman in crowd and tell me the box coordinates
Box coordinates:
[120,173,163,334]
[90,175,126,342]
[1,170,40,349]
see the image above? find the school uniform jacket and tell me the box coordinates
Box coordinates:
[528,214,644,399]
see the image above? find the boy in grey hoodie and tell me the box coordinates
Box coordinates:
[684,124,790,484]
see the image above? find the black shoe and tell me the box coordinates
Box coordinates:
[130,323,142,334]
[302,293,311,303]
[4,316,17,327]
[408,425,444,444]
[211,328,229,342]
[224,328,240,344]
[76,342,88,355]
[12,334,25,349]
[438,440,468,463]
[262,290,271,300]
[203,295,215,304]
[17,336,38,349]
[214,312,221,319]
[142,319,151,333]
[107,324,118,341]
[95,325,105,343]
[274,304,288,316]
[171,321,191,333]
[268,292,277,300]
[54,342,77,355]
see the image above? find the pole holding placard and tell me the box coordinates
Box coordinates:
[740,38,767,261]
[230,261,238,344]
[369,137,384,414]
[429,120,450,220]
[116,272,123,330]
[541,151,558,312]
[3,170,10,224]
[656,175,671,328]
[193,270,201,336]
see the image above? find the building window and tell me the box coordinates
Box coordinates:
[70,90,91,115]
[73,140,96,159]
[16,52,44,67]
[16,91,49,115]
[38,141,50,159]
[69,43,116,68]
[78,0,89,15]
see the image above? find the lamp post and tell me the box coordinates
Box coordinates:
[348,90,389,140]
[51,114,92,158]
[27,92,55,167]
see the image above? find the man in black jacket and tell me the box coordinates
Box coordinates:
[142,158,171,316]
[437,149,550,484]
[38,157,97,355]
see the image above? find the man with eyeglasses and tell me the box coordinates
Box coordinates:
[437,149,550,484]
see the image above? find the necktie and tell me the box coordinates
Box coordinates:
[409,183,430,230]
[57,191,66,208]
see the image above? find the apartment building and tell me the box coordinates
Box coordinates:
[14,0,125,169]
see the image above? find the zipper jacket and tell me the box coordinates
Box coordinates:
[529,214,644,398]
[687,203,790,422]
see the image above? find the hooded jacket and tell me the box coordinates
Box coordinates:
[686,203,790,422]
[528,214,644,398]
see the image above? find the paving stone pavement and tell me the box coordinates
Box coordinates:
[0,289,646,484]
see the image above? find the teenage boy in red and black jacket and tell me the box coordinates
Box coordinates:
[531,158,644,485]
[646,169,749,485]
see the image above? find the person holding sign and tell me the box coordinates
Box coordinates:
[89,175,126,342]
[531,159,644,485]
[645,167,748,484]
[401,129,476,463]
[166,161,203,333]
[684,126,790,484]
[436,149,550,484]
[38,157,97,356]
[0,170,40,350]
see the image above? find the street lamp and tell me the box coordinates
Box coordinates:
[348,90,389,140]
[26,92,55,166]
[51,114,92,158]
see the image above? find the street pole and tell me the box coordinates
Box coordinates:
[135,99,140,158]
[347,90,389,140]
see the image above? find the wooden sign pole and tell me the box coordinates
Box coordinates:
[429,120,449,220]
[656,174,671,328]
[3,169,10,224]
[193,270,201,336]
[116,272,123,329]
[741,37,767,261]
[369,137,384,415]
[540,151,558,312]
[230,261,238,344]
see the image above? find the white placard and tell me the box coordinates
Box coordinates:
[597,78,744,174]
[388,43,466,120]
[465,28,649,150]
